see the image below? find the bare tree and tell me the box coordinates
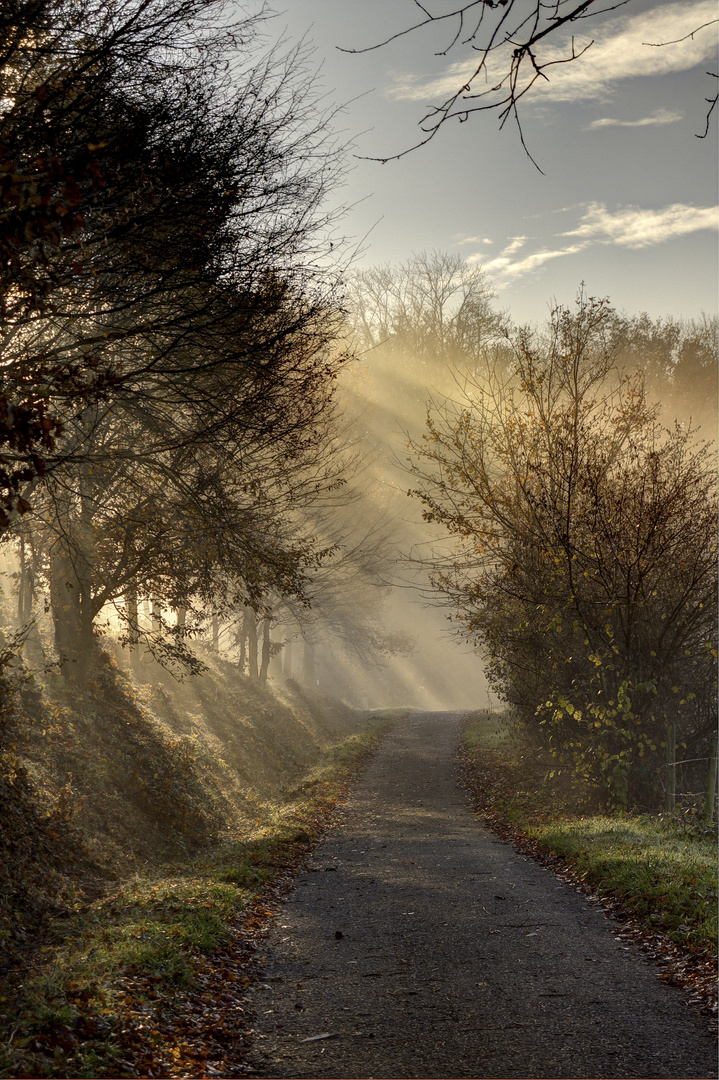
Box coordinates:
[609,312,718,433]
[0,0,360,682]
[28,327,351,681]
[346,251,504,365]
[342,1,717,166]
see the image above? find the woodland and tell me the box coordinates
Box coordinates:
[0,0,717,816]
[0,1,716,1074]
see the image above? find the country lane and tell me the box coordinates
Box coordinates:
[245,712,716,1080]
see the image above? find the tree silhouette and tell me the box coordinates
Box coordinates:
[343,1,717,167]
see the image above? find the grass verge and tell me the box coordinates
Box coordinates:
[0,714,398,1079]
[461,710,717,1014]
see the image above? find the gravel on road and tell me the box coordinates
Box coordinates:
[245,713,717,1080]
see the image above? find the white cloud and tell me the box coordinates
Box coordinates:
[564,202,719,248]
[500,236,527,257]
[486,244,589,282]
[467,236,527,269]
[389,2,717,105]
[388,59,468,104]
[469,200,718,286]
[456,235,493,246]
[588,109,683,129]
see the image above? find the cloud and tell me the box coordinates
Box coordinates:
[389,2,717,105]
[500,236,527,257]
[389,59,477,104]
[467,235,527,267]
[563,202,719,248]
[588,109,683,129]
[468,200,718,286]
[456,235,493,246]
[485,244,589,283]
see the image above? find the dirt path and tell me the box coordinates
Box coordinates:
[245,713,716,1079]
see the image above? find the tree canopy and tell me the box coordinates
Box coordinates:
[1,0,362,681]
[408,293,717,807]
[0,0,347,521]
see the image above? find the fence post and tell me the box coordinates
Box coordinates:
[665,721,676,813]
[704,736,717,826]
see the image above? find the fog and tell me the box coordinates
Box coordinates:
[316,345,491,710]
[1,260,715,716]
[296,276,718,714]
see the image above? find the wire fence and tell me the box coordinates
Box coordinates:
[662,726,717,824]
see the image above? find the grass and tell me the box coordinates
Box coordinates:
[463,708,510,751]
[462,711,718,957]
[367,706,416,719]
[526,815,717,952]
[0,716,396,1079]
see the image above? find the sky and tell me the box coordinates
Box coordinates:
[279,0,718,327]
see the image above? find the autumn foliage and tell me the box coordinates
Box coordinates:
[410,295,717,807]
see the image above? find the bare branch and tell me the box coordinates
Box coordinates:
[696,73,718,139]
[643,19,719,47]
[343,0,715,166]
[337,1,488,55]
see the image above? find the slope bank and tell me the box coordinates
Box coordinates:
[0,647,392,1077]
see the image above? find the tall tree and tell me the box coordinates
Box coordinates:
[610,312,718,433]
[0,0,347,520]
[408,293,717,807]
[1,0,356,680]
[346,251,504,368]
[29,310,349,679]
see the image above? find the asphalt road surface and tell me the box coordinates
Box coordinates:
[246,713,716,1079]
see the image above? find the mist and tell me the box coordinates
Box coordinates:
[1,256,715,719]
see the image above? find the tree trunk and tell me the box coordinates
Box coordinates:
[49,542,82,679]
[303,638,316,688]
[76,555,93,683]
[18,534,30,624]
[245,608,258,680]
[259,616,271,683]
[704,737,717,825]
[268,635,284,680]
[70,472,96,683]
[126,585,140,671]
[665,722,676,812]
[18,531,43,664]
[211,613,219,653]
[237,616,247,674]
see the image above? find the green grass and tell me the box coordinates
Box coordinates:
[463,711,718,956]
[525,815,717,952]
[0,717,393,1079]
[365,706,414,721]
[462,708,511,751]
